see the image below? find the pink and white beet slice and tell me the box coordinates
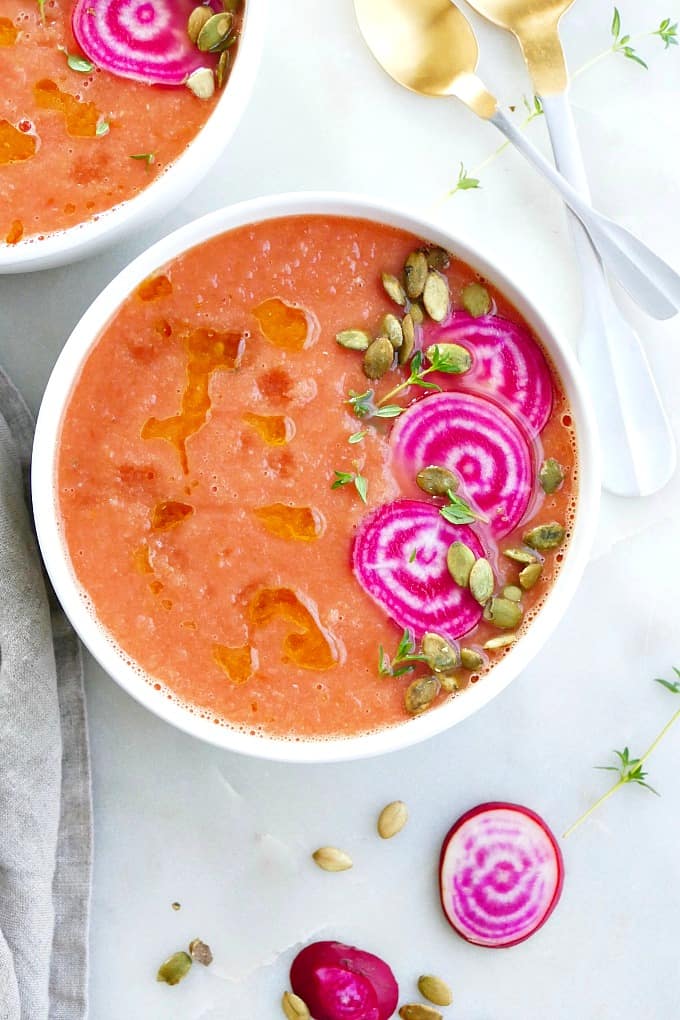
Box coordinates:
[352,499,485,641]
[425,312,554,436]
[439,802,564,948]
[72,0,222,86]
[290,941,399,1020]
[390,391,535,540]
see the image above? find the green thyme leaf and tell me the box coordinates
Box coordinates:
[439,491,481,526]
[456,162,481,191]
[348,430,367,444]
[130,152,155,167]
[96,119,110,137]
[67,53,95,73]
[654,18,678,48]
[347,389,374,418]
[408,547,418,563]
[331,470,354,490]
[354,473,368,504]
[374,405,403,418]
[611,6,621,38]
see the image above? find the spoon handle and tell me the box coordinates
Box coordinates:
[540,91,675,497]
[490,107,680,321]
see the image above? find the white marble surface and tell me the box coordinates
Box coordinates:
[2,0,680,1016]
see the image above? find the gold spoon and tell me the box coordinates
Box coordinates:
[462,0,676,496]
[353,0,680,321]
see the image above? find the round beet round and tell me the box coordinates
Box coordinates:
[439,802,564,948]
[290,942,398,1020]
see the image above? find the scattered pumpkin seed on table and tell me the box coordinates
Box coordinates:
[363,337,394,380]
[336,328,371,351]
[469,557,494,605]
[418,975,453,1007]
[282,991,311,1020]
[404,675,441,714]
[421,632,460,673]
[312,846,353,872]
[460,646,484,671]
[519,561,543,590]
[422,271,450,322]
[446,540,475,587]
[156,951,192,986]
[382,271,407,306]
[539,458,565,493]
[399,1005,443,1020]
[461,281,491,318]
[524,522,566,550]
[404,250,429,299]
[417,465,459,497]
[377,800,409,839]
[484,596,523,630]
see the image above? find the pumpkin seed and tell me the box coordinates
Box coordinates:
[377,800,409,839]
[409,302,424,325]
[460,646,484,671]
[197,12,233,52]
[215,48,230,89]
[382,272,407,306]
[399,1005,443,1020]
[446,540,475,586]
[382,313,404,349]
[519,561,543,590]
[524,521,566,550]
[336,328,371,351]
[312,846,353,872]
[469,558,493,605]
[398,317,415,364]
[404,676,441,715]
[157,951,192,986]
[282,991,310,1020]
[185,66,215,99]
[422,271,450,322]
[404,251,429,299]
[425,246,451,271]
[424,342,471,374]
[417,975,453,1007]
[417,465,459,497]
[461,281,491,318]
[422,632,460,673]
[363,337,394,380]
[222,0,242,10]
[189,939,213,966]
[503,546,538,565]
[503,585,522,602]
[539,458,565,494]
[484,633,517,650]
[187,5,212,42]
[438,672,460,693]
[484,596,523,630]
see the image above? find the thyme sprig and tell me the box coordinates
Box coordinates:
[563,669,680,838]
[439,490,484,526]
[331,468,368,504]
[347,346,466,421]
[378,628,428,678]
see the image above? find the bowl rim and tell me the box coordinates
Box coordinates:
[32,191,601,763]
[0,0,267,274]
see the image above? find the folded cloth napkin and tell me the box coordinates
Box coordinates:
[0,367,92,1020]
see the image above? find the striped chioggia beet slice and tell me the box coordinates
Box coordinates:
[439,802,564,948]
[72,0,222,86]
[390,392,534,539]
[352,499,485,641]
[425,312,554,436]
[290,941,399,1020]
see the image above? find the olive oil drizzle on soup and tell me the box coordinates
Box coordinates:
[57,215,577,740]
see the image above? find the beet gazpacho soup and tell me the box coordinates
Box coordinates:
[57,215,577,740]
[0,0,243,245]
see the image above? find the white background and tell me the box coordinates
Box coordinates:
[2,1,680,1017]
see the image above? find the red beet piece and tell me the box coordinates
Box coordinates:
[291,942,398,1020]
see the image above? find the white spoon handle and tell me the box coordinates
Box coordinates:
[539,91,675,497]
[490,107,680,321]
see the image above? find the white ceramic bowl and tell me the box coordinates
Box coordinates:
[0,1,266,275]
[32,192,600,762]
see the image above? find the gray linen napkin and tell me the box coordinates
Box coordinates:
[0,367,92,1020]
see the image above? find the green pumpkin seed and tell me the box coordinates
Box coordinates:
[187,5,212,42]
[197,12,233,52]
[460,647,484,671]
[439,673,460,692]
[524,521,566,550]
[425,246,451,271]
[404,251,429,300]
[418,975,453,1007]
[157,951,192,986]
[363,337,394,380]
[404,676,441,715]
[519,561,543,590]
[185,66,215,99]
[461,281,491,318]
[422,271,450,322]
[422,632,460,673]
[484,633,517,650]
[469,558,493,605]
[399,1005,443,1020]
[215,48,230,89]
[484,597,523,630]
[446,540,475,586]
[539,458,565,494]
[382,313,404,350]
[502,547,539,565]
[282,992,310,1020]
[417,465,459,497]
[424,342,471,374]
[222,0,242,10]
[503,585,522,602]
[336,328,371,351]
[382,272,407,306]
[409,302,424,325]
[399,317,415,364]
